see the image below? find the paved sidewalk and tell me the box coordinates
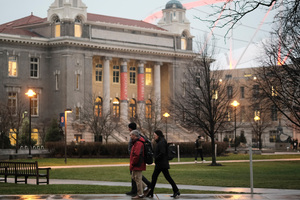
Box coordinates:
[2,158,300,199]
[3,178,300,199]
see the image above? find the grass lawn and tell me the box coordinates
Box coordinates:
[1,154,299,195]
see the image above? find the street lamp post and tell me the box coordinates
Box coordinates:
[163,112,170,141]
[254,115,260,148]
[64,109,72,164]
[25,89,36,158]
[231,100,239,154]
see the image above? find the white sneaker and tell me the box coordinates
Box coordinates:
[195,160,197,163]
[202,160,206,163]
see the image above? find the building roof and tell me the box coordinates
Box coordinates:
[0,12,166,38]
[165,0,184,9]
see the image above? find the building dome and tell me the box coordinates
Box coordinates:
[165,0,183,9]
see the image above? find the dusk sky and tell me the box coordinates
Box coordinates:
[0,0,277,68]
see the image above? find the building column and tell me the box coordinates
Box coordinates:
[154,62,162,121]
[120,59,128,122]
[103,57,111,116]
[137,61,145,121]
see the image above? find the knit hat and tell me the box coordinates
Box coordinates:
[128,122,137,130]
[154,130,164,138]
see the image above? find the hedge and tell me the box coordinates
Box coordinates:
[45,141,228,158]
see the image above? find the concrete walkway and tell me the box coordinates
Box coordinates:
[1,158,300,199]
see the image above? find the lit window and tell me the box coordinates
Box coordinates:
[212,90,218,100]
[129,99,136,119]
[113,66,120,83]
[32,129,39,145]
[95,64,102,82]
[145,99,152,119]
[145,68,152,86]
[130,67,136,84]
[8,92,17,115]
[112,98,120,118]
[8,56,17,77]
[76,74,80,90]
[55,17,61,37]
[9,129,17,146]
[30,57,39,78]
[181,33,187,50]
[31,94,39,116]
[74,17,82,37]
[94,97,102,117]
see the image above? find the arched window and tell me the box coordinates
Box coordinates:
[181,32,187,50]
[112,98,120,118]
[145,99,152,119]
[94,97,102,117]
[129,99,136,119]
[74,16,82,37]
[53,16,61,38]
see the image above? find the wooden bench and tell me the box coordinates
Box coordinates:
[0,161,51,185]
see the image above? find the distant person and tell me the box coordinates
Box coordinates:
[195,136,205,163]
[126,122,150,197]
[129,129,146,199]
[146,130,180,198]
[293,139,298,150]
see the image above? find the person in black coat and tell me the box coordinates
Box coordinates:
[146,130,180,198]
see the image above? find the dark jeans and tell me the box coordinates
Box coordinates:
[195,149,203,161]
[149,168,178,195]
[131,175,151,193]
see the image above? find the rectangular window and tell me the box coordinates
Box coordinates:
[240,106,245,122]
[30,57,39,78]
[271,105,278,121]
[196,72,201,87]
[8,92,17,115]
[74,24,82,37]
[75,107,80,120]
[253,85,259,98]
[129,67,136,84]
[240,87,244,98]
[31,95,39,116]
[113,65,120,83]
[212,90,218,100]
[55,74,59,90]
[227,86,233,99]
[55,24,61,37]
[225,74,232,79]
[8,56,17,77]
[76,74,80,90]
[95,64,102,82]
[269,130,277,142]
[73,0,78,7]
[145,68,152,86]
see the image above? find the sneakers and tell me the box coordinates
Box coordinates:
[194,160,197,163]
[202,160,206,163]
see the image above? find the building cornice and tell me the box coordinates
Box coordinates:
[0,33,196,59]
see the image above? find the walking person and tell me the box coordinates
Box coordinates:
[126,122,151,197]
[129,129,146,199]
[146,130,180,198]
[195,136,205,163]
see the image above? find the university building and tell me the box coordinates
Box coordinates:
[0,0,195,144]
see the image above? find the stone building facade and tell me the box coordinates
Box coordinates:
[0,0,195,144]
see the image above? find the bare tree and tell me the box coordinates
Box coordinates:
[81,94,118,144]
[0,103,10,149]
[205,1,299,37]
[172,41,233,166]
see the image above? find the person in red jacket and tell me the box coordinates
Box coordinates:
[130,130,146,199]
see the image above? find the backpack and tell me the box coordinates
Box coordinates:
[141,135,153,165]
[167,143,177,160]
[195,139,199,148]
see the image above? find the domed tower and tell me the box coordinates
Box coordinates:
[47,0,87,38]
[158,0,192,50]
